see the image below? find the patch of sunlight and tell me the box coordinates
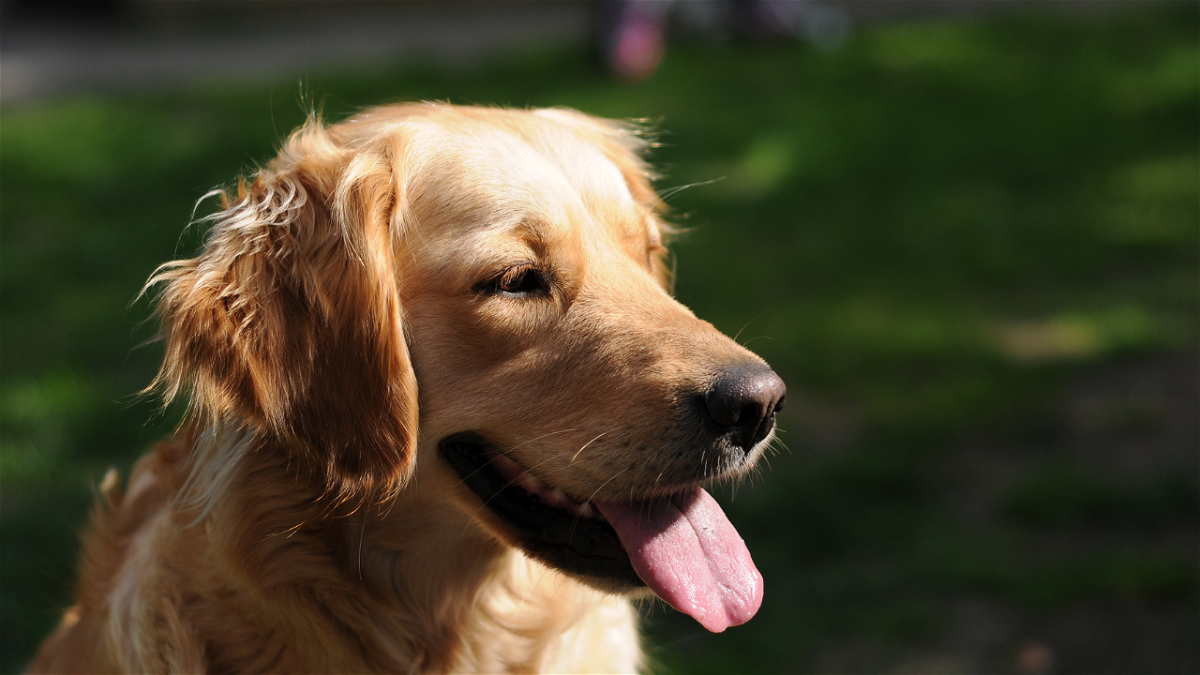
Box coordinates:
[723,134,795,199]
[0,437,63,486]
[1117,155,1200,202]
[1,98,208,185]
[1101,155,1199,245]
[762,296,981,359]
[871,21,988,72]
[1,367,93,427]
[834,299,963,354]
[1,369,96,486]
[1108,43,1200,113]
[994,306,1181,364]
[1103,204,1199,246]
[2,100,126,183]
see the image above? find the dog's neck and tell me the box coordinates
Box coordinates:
[179,424,634,673]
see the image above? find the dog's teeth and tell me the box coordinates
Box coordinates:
[547,488,568,507]
[522,473,544,493]
[576,502,595,519]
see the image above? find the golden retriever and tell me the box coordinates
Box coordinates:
[29,103,786,674]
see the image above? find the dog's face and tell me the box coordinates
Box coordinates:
[398,109,766,490]
[154,104,785,632]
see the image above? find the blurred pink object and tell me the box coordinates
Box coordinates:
[599,0,669,81]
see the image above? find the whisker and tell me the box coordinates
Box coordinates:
[732,309,772,344]
[445,429,580,493]
[258,519,307,542]
[657,177,724,202]
[357,521,366,581]
[460,453,568,536]
[569,431,610,465]
[567,468,631,548]
[740,334,776,349]
[509,428,581,453]
[772,437,792,456]
[760,455,774,473]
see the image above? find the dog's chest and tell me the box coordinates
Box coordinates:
[450,555,642,674]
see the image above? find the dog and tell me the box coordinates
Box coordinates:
[29,103,786,674]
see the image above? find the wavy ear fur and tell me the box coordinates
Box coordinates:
[148,119,416,504]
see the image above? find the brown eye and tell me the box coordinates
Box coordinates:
[494,265,548,297]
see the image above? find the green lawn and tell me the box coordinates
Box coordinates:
[2,5,1197,672]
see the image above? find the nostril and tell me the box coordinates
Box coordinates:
[704,389,746,428]
[703,365,787,451]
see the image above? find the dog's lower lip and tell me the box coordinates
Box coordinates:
[438,434,644,588]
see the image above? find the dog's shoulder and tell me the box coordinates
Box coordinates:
[27,438,192,674]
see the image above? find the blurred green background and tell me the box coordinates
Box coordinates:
[2,2,1197,673]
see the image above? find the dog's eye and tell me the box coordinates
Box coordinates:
[494,265,547,297]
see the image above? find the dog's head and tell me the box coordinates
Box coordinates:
[152,104,785,632]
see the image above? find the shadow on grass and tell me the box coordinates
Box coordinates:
[2,4,1197,672]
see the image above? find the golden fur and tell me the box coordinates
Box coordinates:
[30,103,776,674]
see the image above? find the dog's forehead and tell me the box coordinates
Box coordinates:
[402,117,650,251]
[423,120,628,196]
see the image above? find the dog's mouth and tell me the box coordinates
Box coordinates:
[438,434,643,588]
[438,433,764,633]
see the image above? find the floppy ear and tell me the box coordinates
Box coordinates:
[149,121,417,504]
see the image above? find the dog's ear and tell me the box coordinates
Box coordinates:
[149,121,417,504]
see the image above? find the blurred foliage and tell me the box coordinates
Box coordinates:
[1003,463,1199,529]
[2,3,1197,673]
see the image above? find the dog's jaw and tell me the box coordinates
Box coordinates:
[437,434,645,590]
[437,433,765,632]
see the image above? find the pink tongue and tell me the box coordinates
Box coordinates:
[595,487,763,632]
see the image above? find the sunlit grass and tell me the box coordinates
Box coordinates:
[2,4,1196,672]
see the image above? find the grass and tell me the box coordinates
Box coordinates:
[2,4,1197,672]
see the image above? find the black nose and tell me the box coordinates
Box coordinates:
[703,364,787,452]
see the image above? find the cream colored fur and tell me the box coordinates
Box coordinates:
[30,103,772,674]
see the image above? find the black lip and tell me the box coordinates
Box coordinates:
[438,433,644,588]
